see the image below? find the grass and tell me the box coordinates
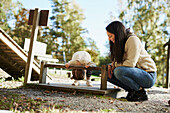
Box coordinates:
[0,90,67,113]
[101,109,116,112]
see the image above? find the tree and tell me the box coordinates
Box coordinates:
[0,0,20,32]
[9,8,31,48]
[10,8,43,49]
[49,0,99,63]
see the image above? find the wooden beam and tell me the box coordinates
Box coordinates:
[39,61,45,83]
[44,64,101,71]
[100,65,108,90]
[24,8,40,84]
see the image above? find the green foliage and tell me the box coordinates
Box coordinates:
[101,109,116,112]
[0,0,22,32]
[0,0,12,31]
[50,0,86,56]
[9,8,31,48]
[98,56,112,67]
[48,0,100,64]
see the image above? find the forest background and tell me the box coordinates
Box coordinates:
[0,0,169,87]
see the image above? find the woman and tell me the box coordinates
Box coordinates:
[106,21,157,101]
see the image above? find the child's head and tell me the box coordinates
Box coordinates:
[72,69,85,80]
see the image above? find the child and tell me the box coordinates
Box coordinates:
[65,51,96,86]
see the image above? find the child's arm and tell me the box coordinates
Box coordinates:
[85,62,96,68]
[65,60,78,68]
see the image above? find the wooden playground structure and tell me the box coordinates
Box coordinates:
[36,62,124,97]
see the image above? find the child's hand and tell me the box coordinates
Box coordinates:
[65,63,70,68]
[85,65,90,68]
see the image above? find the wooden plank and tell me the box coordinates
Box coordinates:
[3,52,17,56]
[0,48,12,51]
[0,52,24,73]
[44,64,101,71]
[24,8,40,84]
[11,57,22,60]
[0,43,5,45]
[0,51,25,64]
[100,65,108,90]
[0,50,13,53]
[15,60,26,64]
[0,46,11,49]
[27,83,122,96]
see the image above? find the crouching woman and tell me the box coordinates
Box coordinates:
[106,21,157,101]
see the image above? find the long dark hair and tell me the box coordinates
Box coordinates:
[106,21,131,64]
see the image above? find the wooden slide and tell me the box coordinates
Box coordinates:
[0,28,40,80]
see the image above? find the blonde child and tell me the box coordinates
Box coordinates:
[65,51,96,86]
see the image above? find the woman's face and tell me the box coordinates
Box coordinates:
[107,31,115,43]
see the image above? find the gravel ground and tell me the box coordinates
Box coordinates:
[0,69,170,113]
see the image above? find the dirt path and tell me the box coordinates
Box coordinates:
[0,69,170,112]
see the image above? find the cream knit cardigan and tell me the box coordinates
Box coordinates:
[68,51,96,67]
[115,36,157,72]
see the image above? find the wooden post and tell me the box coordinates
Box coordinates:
[24,8,40,84]
[165,44,170,88]
[100,65,108,90]
[164,40,170,88]
[39,61,47,83]
[39,61,44,83]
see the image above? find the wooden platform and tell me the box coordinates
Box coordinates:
[28,81,127,98]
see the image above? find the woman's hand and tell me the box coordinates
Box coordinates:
[108,65,113,79]
[65,63,70,68]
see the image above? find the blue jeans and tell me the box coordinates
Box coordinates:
[107,66,157,91]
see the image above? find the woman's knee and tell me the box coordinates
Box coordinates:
[145,80,155,88]
[114,67,125,79]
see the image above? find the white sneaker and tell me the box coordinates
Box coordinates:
[86,80,93,87]
[72,80,80,86]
